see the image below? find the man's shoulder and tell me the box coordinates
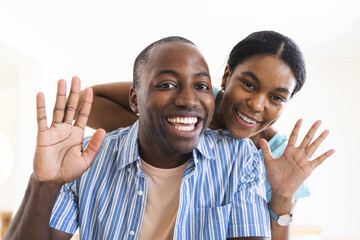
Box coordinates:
[199,128,258,163]
[202,128,255,147]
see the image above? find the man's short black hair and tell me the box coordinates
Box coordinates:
[133,36,195,89]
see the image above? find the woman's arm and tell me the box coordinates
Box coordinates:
[268,195,296,239]
[260,119,334,240]
[78,82,138,131]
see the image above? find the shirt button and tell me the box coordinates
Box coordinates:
[129,230,135,236]
[138,190,143,196]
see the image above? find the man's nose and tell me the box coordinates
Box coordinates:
[174,86,199,109]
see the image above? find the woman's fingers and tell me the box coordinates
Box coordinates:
[64,77,81,124]
[36,92,48,132]
[259,138,273,164]
[287,119,303,146]
[52,80,67,126]
[306,129,330,158]
[310,149,335,170]
[74,87,93,130]
[299,120,321,150]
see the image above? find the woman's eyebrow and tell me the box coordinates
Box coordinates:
[274,87,291,94]
[242,71,260,83]
[242,71,291,94]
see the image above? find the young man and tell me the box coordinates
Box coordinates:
[6,37,270,239]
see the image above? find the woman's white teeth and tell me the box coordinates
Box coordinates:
[237,112,257,124]
[167,117,198,124]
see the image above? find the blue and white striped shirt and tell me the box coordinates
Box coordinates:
[49,121,270,239]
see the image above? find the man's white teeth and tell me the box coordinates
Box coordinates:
[167,117,198,124]
[167,117,198,132]
[174,125,195,131]
[237,111,257,124]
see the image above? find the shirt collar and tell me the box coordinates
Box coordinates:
[115,122,217,171]
[116,121,141,170]
[194,129,216,161]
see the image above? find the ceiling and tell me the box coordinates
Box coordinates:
[0,0,359,65]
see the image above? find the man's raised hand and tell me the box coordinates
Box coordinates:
[33,77,105,185]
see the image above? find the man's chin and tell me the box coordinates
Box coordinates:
[170,140,199,156]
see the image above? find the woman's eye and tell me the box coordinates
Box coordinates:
[242,81,254,90]
[272,95,286,102]
[159,83,176,89]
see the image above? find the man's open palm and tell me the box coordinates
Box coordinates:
[33,77,105,185]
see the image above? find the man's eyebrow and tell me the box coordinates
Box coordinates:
[242,71,291,94]
[154,70,179,78]
[155,70,210,78]
[195,72,210,78]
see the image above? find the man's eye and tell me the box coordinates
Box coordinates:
[196,84,209,90]
[159,83,176,89]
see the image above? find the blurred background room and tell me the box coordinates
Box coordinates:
[0,0,359,239]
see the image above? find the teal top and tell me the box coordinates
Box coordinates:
[213,86,221,99]
[213,86,310,202]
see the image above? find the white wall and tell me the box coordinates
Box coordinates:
[0,41,44,211]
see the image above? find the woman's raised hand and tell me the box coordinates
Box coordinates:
[33,77,105,185]
[260,119,335,199]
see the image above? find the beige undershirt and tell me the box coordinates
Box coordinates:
[138,159,188,240]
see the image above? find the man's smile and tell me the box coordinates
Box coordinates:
[166,116,200,132]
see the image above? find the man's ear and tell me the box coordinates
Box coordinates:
[129,85,139,114]
[221,65,231,90]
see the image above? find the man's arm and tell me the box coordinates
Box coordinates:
[5,77,105,240]
[5,175,72,240]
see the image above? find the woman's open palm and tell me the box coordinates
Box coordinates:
[260,119,335,199]
[33,77,105,185]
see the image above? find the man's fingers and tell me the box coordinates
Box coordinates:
[81,129,105,167]
[36,92,48,132]
[259,138,273,165]
[52,80,67,126]
[310,149,335,170]
[299,120,321,150]
[306,129,330,158]
[288,119,302,146]
[74,87,93,129]
[64,77,81,124]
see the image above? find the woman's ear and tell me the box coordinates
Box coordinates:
[221,65,231,90]
[129,86,139,114]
